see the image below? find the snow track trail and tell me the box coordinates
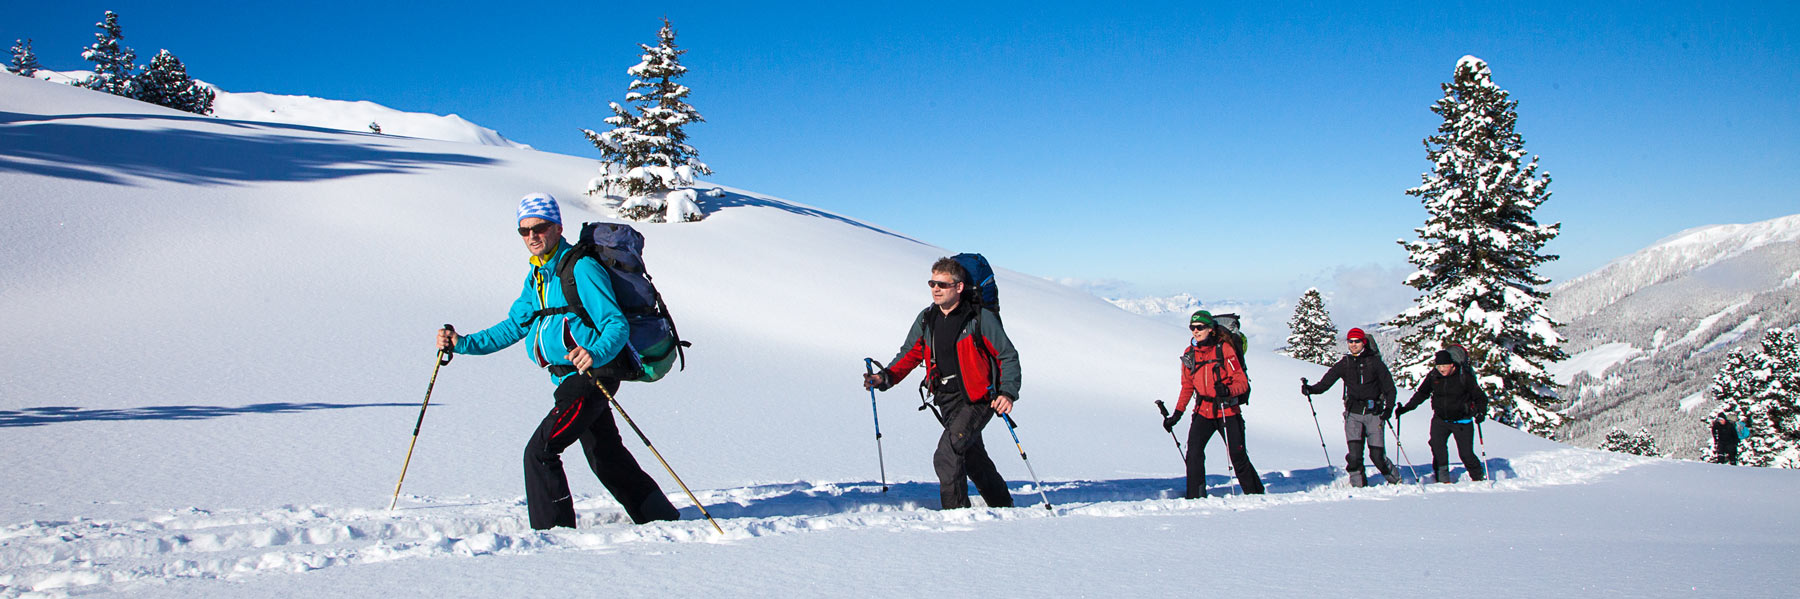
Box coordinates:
[0,449,1641,597]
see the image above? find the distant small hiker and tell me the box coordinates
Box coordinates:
[1162,310,1266,498]
[1302,328,1402,486]
[1712,413,1747,465]
[1396,349,1488,483]
[437,193,679,529]
[863,257,1020,510]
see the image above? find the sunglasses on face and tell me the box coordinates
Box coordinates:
[1347,339,1365,344]
[927,280,959,289]
[518,223,555,237]
[1190,325,1209,331]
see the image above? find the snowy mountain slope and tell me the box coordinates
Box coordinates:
[33,69,531,149]
[3,74,1797,597]
[1549,214,1800,457]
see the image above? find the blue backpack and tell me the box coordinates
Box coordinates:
[548,222,690,382]
[951,253,999,313]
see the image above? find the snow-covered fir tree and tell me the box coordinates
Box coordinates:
[1387,55,1567,438]
[8,38,40,77]
[582,18,711,222]
[1705,329,1800,467]
[1598,427,1660,457]
[1284,288,1339,366]
[79,11,138,98]
[133,50,214,115]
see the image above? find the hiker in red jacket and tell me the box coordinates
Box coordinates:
[864,257,1020,510]
[1161,310,1265,498]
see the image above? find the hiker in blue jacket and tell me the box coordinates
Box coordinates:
[1395,350,1488,483]
[436,193,678,529]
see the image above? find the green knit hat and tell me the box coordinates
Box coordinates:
[1190,310,1215,327]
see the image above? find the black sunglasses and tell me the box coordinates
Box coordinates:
[1189,324,1209,331]
[517,222,555,237]
[927,280,959,289]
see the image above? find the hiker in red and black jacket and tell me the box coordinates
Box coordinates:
[864,257,1020,510]
[1162,310,1266,498]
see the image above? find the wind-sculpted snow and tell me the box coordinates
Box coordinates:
[0,449,1636,597]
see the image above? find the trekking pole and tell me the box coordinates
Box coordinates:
[1216,406,1238,496]
[863,358,889,493]
[1154,400,1187,462]
[1477,419,1493,488]
[390,324,454,511]
[999,413,1055,513]
[1299,378,1337,478]
[594,382,725,534]
[1385,415,1426,490]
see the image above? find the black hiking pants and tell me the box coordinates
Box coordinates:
[1185,412,1265,498]
[1428,417,1485,482]
[934,397,1014,509]
[524,374,679,529]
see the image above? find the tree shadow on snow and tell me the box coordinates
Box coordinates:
[693,189,926,246]
[0,402,421,427]
[0,110,500,186]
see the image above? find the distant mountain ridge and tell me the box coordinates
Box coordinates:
[1549,213,1800,458]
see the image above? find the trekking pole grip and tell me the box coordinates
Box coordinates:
[439,324,456,365]
[1155,400,1170,418]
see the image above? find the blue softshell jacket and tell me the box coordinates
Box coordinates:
[453,240,629,386]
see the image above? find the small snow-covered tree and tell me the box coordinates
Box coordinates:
[1704,330,1800,467]
[1388,55,1567,438]
[1284,288,1340,366]
[1598,427,1660,457]
[8,38,41,77]
[133,50,214,115]
[582,18,711,222]
[79,11,138,98]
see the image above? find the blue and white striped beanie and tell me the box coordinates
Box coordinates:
[516,193,561,225]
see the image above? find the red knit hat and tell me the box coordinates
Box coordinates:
[1346,328,1367,341]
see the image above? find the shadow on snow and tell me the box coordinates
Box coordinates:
[0,401,421,427]
[693,189,925,246]
[681,458,1517,521]
[0,110,500,186]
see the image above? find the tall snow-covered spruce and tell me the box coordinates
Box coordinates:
[134,50,214,115]
[1284,288,1340,366]
[79,11,138,98]
[8,38,40,77]
[1705,330,1800,467]
[582,17,711,223]
[1388,56,1566,437]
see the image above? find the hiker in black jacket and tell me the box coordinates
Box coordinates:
[1396,350,1489,483]
[1301,328,1401,487]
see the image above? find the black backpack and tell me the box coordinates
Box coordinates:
[540,222,690,382]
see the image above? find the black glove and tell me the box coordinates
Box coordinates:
[1476,412,1487,424]
[1300,381,1313,396]
[1395,404,1413,416]
[862,370,890,391]
[1163,411,1183,432]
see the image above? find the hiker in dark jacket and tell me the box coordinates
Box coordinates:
[1162,310,1266,498]
[1711,414,1745,465]
[1302,328,1401,487]
[437,193,679,529]
[864,257,1020,510]
[1396,350,1489,483]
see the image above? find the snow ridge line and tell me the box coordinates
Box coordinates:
[0,449,1639,597]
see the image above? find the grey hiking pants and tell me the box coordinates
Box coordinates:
[1343,411,1398,478]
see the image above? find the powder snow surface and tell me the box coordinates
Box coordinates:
[3,74,1797,598]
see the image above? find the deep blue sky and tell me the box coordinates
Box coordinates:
[8,2,1797,319]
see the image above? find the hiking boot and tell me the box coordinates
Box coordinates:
[1348,471,1367,488]
[1433,467,1453,484]
[1383,470,1402,485]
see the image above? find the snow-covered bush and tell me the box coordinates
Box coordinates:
[1598,427,1660,457]
[1283,288,1339,366]
[582,18,710,223]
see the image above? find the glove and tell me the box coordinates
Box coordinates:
[1163,411,1183,432]
[1300,381,1312,396]
[1382,408,1394,421]
[1395,404,1413,416]
[862,371,890,391]
[1476,412,1487,424]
